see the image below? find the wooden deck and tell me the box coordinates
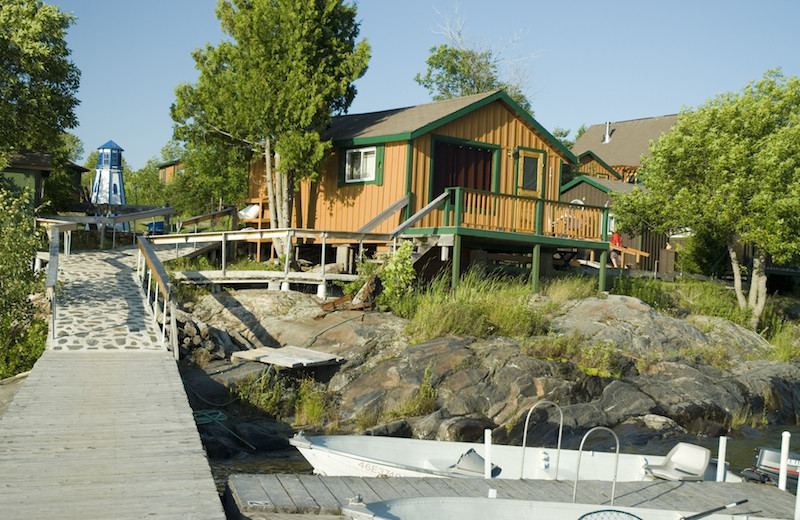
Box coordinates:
[226,474,798,520]
[0,246,225,519]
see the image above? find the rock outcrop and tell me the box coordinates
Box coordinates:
[178,289,800,452]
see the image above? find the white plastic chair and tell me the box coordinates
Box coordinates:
[644,442,710,481]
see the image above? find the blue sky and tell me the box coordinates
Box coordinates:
[55,0,800,170]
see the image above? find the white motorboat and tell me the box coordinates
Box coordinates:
[291,402,740,483]
[289,431,739,482]
[341,496,762,520]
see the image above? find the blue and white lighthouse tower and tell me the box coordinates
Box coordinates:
[90,140,128,231]
[90,140,127,206]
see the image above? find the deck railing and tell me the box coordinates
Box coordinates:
[443,187,608,242]
[136,237,179,358]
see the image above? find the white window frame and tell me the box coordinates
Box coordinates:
[345,146,377,183]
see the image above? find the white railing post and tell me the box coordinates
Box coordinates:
[716,436,727,482]
[222,232,227,276]
[161,295,168,345]
[780,431,791,490]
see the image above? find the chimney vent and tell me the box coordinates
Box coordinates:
[603,122,612,143]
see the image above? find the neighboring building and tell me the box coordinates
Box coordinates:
[90,140,127,206]
[2,151,52,206]
[560,175,668,272]
[247,90,618,288]
[572,115,678,183]
[157,159,183,184]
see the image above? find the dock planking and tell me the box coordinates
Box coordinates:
[227,474,799,520]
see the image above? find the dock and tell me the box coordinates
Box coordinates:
[226,474,799,520]
[0,246,225,519]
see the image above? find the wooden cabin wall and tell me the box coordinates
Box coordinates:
[298,141,409,233]
[578,158,615,179]
[410,101,568,229]
[560,183,610,207]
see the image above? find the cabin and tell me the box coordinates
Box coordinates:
[572,115,678,183]
[157,160,183,184]
[246,90,615,289]
[2,151,87,208]
[560,175,668,272]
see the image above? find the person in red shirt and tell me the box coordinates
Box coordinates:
[610,231,623,267]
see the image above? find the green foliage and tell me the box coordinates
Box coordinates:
[0,187,47,378]
[612,70,800,324]
[414,16,532,112]
[338,253,380,297]
[389,363,437,419]
[520,335,624,377]
[41,132,85,212]
[234,370,289,417]
[541,275,598,305]
[293,378,331,427]
[377,242,416,311]
[0,0,80,166]
[172,0,370,226]
[611,275,674,311]
[406,268,553,341]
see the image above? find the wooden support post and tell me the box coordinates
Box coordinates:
[531,243,541,293]
[599,250,608,291]
[451,233,462,290]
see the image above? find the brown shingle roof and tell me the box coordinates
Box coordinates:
[326,90,503,142]
[572,114,678,167]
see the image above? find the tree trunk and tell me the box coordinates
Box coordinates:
[749,253,768,331]
[728,243,748,310]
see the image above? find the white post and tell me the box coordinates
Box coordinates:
[716,436,727,482]
[484,428,492,479]
[780,431,791,491]
[222,232,227,276]
[794,469,800,520]
[284,230,291,275]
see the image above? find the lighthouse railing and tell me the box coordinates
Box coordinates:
[136,236,179,358]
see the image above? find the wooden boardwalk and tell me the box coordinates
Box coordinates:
[0,247,225,519]
[226,474,799,520]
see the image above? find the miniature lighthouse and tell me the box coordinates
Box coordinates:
[90,140,127,206]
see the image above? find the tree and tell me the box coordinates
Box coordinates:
[0,186,46,378]
[414,9,533,112]
[41,132,84,212]
[172,0,370,257]
[0,0,80,169]
[613,70,800,329]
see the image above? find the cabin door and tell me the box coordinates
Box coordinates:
[518,150,544,198]
[432,140,493,198]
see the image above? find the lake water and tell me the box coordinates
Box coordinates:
[209,424,800,494]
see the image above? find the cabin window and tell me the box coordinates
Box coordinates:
[345,147,376,183]
[338,145,384,186]
[517,148,546,198]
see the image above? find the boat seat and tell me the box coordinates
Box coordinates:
[644,442,710,481]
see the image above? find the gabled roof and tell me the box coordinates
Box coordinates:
[327,90,577,163]
[7,150,52,171]
[576,151,621,179]
[560,174,643,195]
[572,114,677,167]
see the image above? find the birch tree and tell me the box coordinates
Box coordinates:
[613,70,800,329]
[171,0,370,257]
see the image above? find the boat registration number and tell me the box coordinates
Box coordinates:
[358,461,401,477]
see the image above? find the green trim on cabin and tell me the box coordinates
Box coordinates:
[333,134,410,147]
[577,151,621,179]
[426,134,501,203]
[560,174,616,194]
[403,225,610,251]
[331,90,578,165]
[513,146,548,197]
[404,140,414,221]
[337,144,385,188]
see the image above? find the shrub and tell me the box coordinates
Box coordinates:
[0,187,47,379]
[293,378,332,427]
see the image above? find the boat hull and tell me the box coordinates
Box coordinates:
[290,433,740,482]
